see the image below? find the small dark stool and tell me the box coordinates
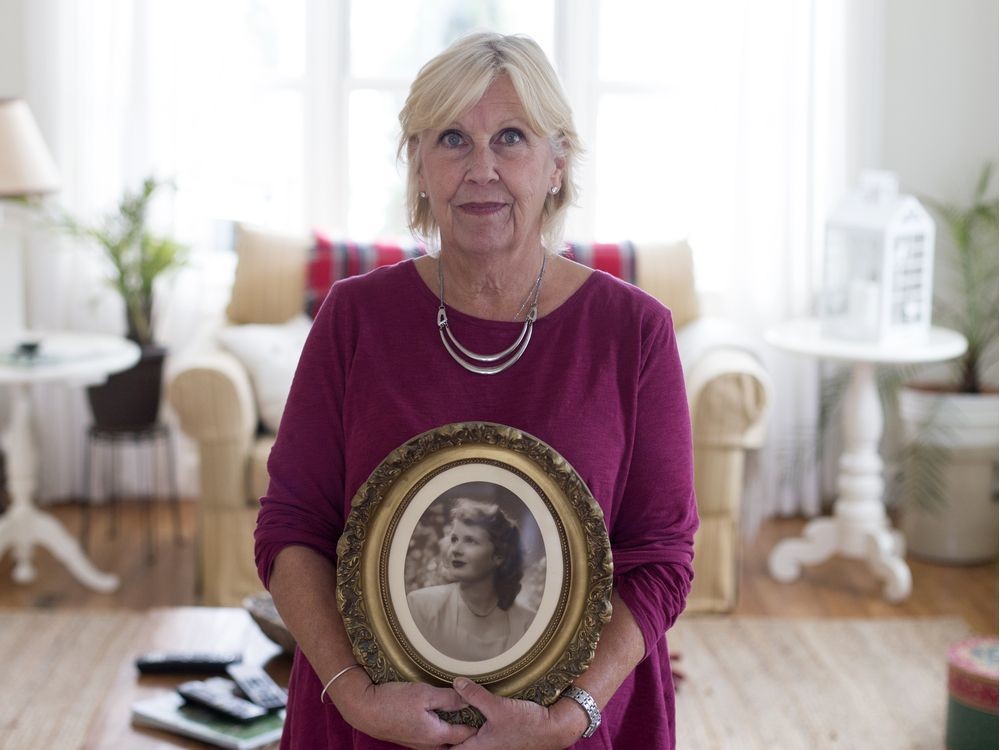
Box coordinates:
[81,422,182,562]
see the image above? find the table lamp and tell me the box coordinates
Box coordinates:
[0,97,61,344]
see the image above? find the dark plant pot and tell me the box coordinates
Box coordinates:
[87,345,167,432]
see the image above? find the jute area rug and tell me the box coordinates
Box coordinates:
[671,616,971,750]
[0,610,971,749]
[0,609,145,750]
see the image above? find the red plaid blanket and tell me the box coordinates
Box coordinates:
[305,233,636,317]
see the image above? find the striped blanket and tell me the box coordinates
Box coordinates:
[305,232,636,317]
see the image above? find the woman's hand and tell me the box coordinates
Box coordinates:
[336,677,477,750]
[450,678,587,750]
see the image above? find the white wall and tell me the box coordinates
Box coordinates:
[881,0,997,389]
[882,0,999,201]
[0,0,25,97]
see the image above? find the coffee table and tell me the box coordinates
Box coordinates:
[84,607,291,748]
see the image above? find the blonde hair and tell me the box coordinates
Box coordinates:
[397,32,582,253]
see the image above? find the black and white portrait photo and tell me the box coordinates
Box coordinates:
[402,481,546,663]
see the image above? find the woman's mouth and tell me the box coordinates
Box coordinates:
[451,559,466,568]
[458,202,506,216]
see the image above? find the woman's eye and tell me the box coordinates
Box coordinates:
[440,131,464,148]
[498,129,524,146]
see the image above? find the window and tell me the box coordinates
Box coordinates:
[153,0,310,238]
[145,0,811,295]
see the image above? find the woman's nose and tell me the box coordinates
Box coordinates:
[465,144,498,184]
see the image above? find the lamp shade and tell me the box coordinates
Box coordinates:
[0,98,60,197]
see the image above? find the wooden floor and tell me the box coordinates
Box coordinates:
[734,518,997,634]
[0,502,996,633]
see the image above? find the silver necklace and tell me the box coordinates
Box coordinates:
[436,253,547,375]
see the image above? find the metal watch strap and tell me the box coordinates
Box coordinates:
[562,685,601,739]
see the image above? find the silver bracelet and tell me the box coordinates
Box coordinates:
[320,663,364,704]
[562,685,601,739]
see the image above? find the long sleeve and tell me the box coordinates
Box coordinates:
[254,286,352,589]
[610,311,698,656]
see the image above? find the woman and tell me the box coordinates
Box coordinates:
[407,499,535,662]
[255,32,698,750]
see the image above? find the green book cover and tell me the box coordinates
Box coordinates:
[131,688,284,750]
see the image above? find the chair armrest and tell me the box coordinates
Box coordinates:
[687,349,771,448]
[677,316,772,448]
[678,317,772,614]
[166,348,257,447]
[167,348,259,515]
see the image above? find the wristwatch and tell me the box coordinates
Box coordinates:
[561,685,601,739]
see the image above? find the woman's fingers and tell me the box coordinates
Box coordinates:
[431,719,477,747]
[421,683,470,713]
[346,681,476,748]
[418,683,478,745]
[451,677,504,721]
[448,678,579,750]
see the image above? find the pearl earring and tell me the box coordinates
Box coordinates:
[549,186,560,195]
[419,191,427,199]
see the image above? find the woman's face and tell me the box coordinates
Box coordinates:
[417,75,564,258]
[447,518,499,584]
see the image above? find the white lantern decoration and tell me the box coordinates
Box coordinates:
[820,171,936,343]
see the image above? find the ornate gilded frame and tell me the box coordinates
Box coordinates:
[336,422,612,725]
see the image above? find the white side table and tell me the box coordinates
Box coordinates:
[764,319,966,602]
[0,331,141,592]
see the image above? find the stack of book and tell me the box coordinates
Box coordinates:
[131,677,285,750]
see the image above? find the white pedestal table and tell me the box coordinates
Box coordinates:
[764,319,966,602]
[0,332,140,592]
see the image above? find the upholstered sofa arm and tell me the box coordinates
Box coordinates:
[677,315,771,445]
[686,348,770,449]
[676,316,772,613]
[167,349,257,443]
[166,348,258,511]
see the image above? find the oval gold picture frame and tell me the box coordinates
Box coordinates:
[336,422,612,725]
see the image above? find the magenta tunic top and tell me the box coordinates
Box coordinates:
[255,260,698,749]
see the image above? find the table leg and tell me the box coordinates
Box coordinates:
[0,383,119,592]
[768,516,839,581]
[768,361,911,602]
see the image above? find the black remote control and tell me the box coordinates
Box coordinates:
[177,679,268,721]
[135,651,242,675]
[226,663,288,709]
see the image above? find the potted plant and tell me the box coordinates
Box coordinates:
[55,176,187,431]
[897,162,998,563]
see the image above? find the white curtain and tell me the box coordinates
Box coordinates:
[723,1,832,528]
[18,0,230,502]
[728,0,884,530]
[12,0,875,514]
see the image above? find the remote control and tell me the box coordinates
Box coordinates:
[135,651,242,675]
[226,663,288,709]
[177,679,268,721]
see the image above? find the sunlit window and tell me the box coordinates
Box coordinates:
[593,0,744,258]
[145,0,796,294]
[156,0,308,240]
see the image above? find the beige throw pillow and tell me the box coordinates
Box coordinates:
[226,223,311,325]
[634,240,701,329]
